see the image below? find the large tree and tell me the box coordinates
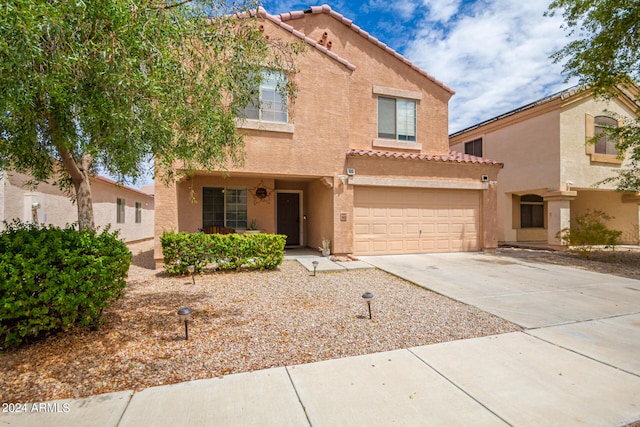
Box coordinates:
[0,0,299,230]
[548,0,640,191]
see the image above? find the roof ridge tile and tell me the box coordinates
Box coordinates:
[346,149,503,166]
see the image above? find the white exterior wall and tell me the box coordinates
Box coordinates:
[0,171,154,243]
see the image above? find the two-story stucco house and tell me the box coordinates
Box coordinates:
[450,85,640,247]
[154,5,504,265]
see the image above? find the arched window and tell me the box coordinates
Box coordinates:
[594,115,618,155]
[520,194,544,228]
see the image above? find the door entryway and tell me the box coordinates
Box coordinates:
[276,191,302,246]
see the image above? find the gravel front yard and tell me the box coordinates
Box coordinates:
[1,254,520,403]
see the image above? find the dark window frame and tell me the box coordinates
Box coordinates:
[135,202,142,224]
[202,187,248,229]
[117,198,125,224]
[520,194,544,228]
[464,138,483,157]
[594,115,618,156]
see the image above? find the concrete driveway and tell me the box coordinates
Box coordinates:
[361,251,640,380]
[360,252,640,328]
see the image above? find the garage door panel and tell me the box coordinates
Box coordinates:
[372,241,388,252]
[406,208,419,217]
[372,223,387,234]
[354,187,480,255]
[389,223,404,235]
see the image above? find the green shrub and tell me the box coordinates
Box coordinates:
[556,209,623,258]
[0,221,131,350]
[160,231,286,274]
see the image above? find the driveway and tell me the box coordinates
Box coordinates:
[360,252,640,328]
[361,252,640,378]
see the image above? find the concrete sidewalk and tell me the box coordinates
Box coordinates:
[4,252,640,426]
[4,331,640,426]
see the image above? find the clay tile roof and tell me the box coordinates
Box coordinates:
[346,149,503,166]
[266,5,454,94]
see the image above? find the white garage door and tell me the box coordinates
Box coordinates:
[354,187,480,255]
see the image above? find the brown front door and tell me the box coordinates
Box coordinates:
[277,192,300,246]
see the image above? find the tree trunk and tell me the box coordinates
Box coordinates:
[73,169,96,231]
[46,108,97,231]
[55,140,96,231]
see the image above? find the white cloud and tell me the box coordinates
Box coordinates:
[421,0,463,22]
[405,0,579,133]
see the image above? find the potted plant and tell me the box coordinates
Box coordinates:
[244,219,262,234]
[318,238,331,257]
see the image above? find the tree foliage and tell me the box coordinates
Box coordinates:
[548,0,640,191]
[0,0,301,229]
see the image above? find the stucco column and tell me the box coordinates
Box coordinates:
[334,175,353,255]
[544,190,577,247]
[622,192,640,244]
[482,182,499,252]
[153,177,179,267]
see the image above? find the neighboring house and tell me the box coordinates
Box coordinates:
[154,5,503,264]
[0,170,155,243]
[450,85,640,247]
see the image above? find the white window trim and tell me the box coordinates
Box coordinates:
[241,70,289,124]
[236,118,294,134]
[376,96,418,144]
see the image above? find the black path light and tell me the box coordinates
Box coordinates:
[312,260,319,276]
[177,307,193,340]
[362,292,374,319]
[187,265,195,285]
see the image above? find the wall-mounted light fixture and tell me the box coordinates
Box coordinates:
[338,175,348,186]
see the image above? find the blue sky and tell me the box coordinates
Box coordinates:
[261,0,579,133]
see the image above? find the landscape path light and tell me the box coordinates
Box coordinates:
[187,265,195,285]
[177,307,193,340]
[362,292,374,319]
[312,260,319,276]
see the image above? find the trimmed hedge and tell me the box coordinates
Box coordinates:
[0,221,131,350]
[161,231,286,274]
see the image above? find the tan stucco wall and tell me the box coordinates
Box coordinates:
[571,190,640,244]
[1,171,154,243]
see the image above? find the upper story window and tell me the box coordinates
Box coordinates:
[240,70,287,123]
[594,115,618,155]
[464,138,483,157]
[378,97,416,142]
